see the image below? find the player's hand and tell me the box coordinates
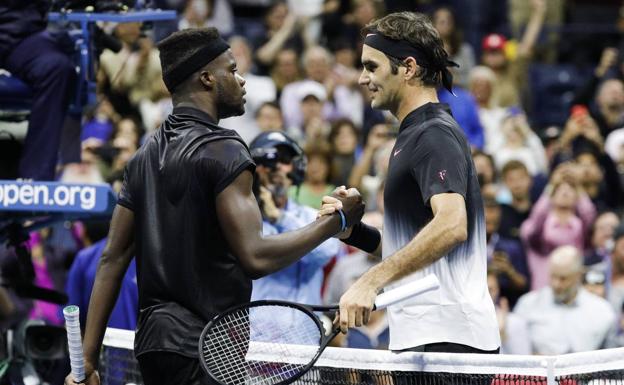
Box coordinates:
[65,370,100,385]
[317,185,352,217]
[337,279,378,333]
[334,187,365,228]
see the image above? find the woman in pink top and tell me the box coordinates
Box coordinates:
[521,163,596,290]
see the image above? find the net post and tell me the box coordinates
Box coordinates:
[543,357,555,385]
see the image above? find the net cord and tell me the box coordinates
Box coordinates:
[102,327,624,382]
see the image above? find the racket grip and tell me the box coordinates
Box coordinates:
[374,274,440,310]
[63,305,86,383]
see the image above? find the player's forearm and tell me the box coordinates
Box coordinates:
[82,251,133,370]
[243,214,342,278]
[360,214,466,291]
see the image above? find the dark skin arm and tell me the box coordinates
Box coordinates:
[65,205,135,385]
[217,170,360,278]
[67,171,362,384]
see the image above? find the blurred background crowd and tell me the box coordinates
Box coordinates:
[2,0,624,382]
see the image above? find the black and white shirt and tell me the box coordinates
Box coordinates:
[382,102,499,351]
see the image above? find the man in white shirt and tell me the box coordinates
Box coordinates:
[514,245,617,355]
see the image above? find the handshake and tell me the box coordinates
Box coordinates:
[317,186,365,237]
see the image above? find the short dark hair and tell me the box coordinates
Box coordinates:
[255,101,281,118]
[501,160,529,178]
[363,12,449,87]
[157,28,222,93]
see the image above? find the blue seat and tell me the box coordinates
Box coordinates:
[0,72,33,112]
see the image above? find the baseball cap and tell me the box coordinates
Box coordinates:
[482,34,507,51]
[297,81,327,103]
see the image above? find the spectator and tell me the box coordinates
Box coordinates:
[521,163,597,290]
[178,0,234,36]
[610,224,624,314]
[491,112,548,176]
[432,6,475,89]
[472,150,498,188]
[572,48,624,138]
[0,0,77,180]
[26,232,62,325]
[250,131,340,305]
[328,118,360,187]
[487,269,531,354]
[98,22,169,126]
[255,102,285,133]
[438,86,485,150]
[586,211,620,267]
[514,246,616,355]
[253,1,306,76]
[320,0,380,57]
[270,48,301,97]
[280,45,364,131]
[498,160,542,241]
[554,107,622,211]
[348,124,393,209]
[289,143,334,210]
[221,36,277,143]
[468,66,507,152]
[480,0,546,108]
[293,81,331,144]
[66,220,138,331]
[483,185,530,307]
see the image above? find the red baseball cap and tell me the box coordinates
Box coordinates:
[482,34,507,51]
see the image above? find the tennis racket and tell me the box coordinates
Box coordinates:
[198,274,440,385]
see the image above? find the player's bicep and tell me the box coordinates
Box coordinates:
[430,193,467,240]
[410,130,468,206]
[215,170,264,261]
[102,205,135,266]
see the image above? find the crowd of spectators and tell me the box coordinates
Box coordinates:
[3,0,624,368]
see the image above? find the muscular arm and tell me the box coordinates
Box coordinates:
[82,205,135,375]
[336,193,467,331]
[217,170,345,279]
[358,193,467,291]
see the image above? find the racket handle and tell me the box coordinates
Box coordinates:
[63,305,86,383]
[374,274,440,310]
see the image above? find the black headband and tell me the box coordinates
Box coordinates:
[163,38,230,92]
[363,31,458,94]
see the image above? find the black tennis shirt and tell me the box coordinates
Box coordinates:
[118,106,255,358]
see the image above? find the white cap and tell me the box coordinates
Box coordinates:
[297,81,327,103]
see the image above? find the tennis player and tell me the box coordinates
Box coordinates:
[65,28,364,385]
[320,12,500,354]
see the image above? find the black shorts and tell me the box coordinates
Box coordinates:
[137,352,217,385]
[399,341,500,354]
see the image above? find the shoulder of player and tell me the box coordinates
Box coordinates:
[409,119,463,150]
[192,134,251,161]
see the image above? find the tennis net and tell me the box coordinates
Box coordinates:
[101,327,624,385]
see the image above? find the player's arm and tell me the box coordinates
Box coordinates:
[216,170,364,279]
[335,192,466,332]
[361,192,465,288]
[318,192,382,258]
[79,205,135,384]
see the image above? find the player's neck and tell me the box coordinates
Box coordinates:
[172,94,219,123]
[395,86,439,123]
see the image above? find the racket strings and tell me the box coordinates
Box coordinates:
[201,305,323,385]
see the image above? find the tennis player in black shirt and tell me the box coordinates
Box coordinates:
[320,12,500,354]
[65,28,364,385]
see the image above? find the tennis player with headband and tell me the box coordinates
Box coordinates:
[320,12,500,354]
[65,28,364,385]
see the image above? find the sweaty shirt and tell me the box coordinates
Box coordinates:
[382,102,500,351]
[118,106,255,358]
